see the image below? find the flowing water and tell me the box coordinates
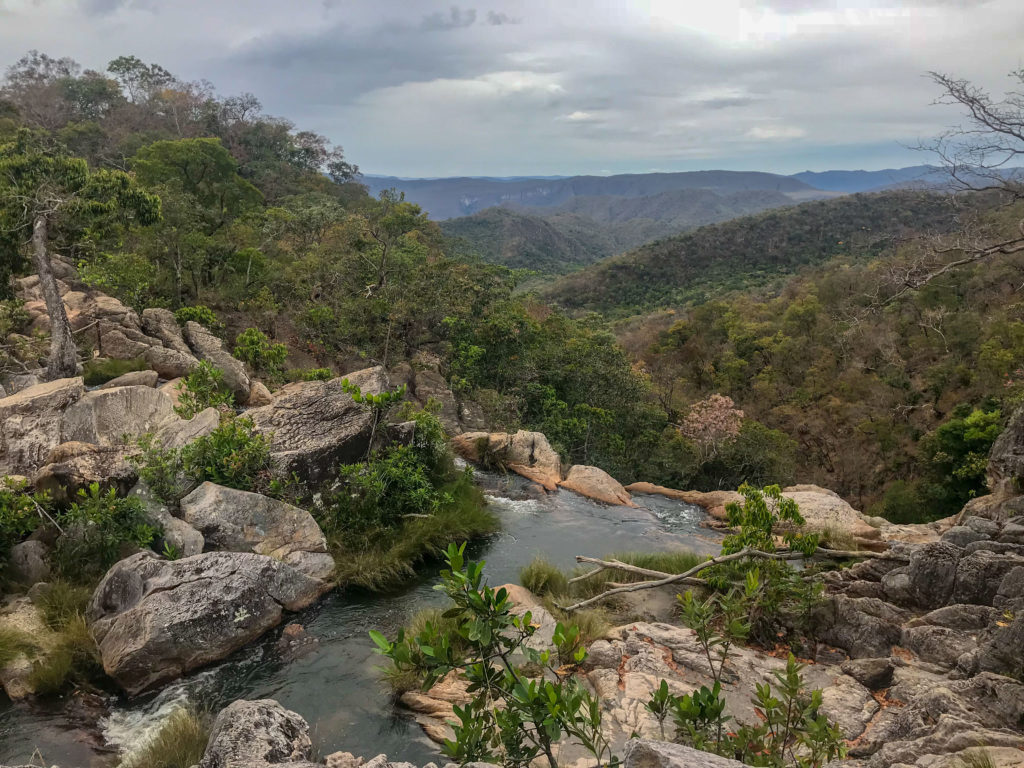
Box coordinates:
[0,471,718,767]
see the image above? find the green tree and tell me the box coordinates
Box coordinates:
[0,129,160,377]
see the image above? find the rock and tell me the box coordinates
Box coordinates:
[98,369,159,389]
[87,551,327,694]
[61,384,215,450]
[99,328,150,359]
[952,550,1024,606]
[840,657,893,690]
[141,308,192,355]
[986,404,1024,501]
[198,699,320,768]
[999,522,1024,544]
[941,525,987,548]
[247,367,387,485]
[0,597,50,698]
[180,482,335,581]
[245,381,273,407]
[158,377,186,408]
[625,484,740,520]
[963,515,1001,537]
[8,541,50,584]
[623,738,745,768]
[978,612,1024,679]
[410,369,460,435]
[452,430,562,490]
[559,464,636,507]
[901,625,978,667]
[4,373,41,395]
[32,443,137,503]
[910,603,997,630]
[144,346,199,379]
[458,400,487,431]
[906,542,962,608]
[183,321,251,402]
[964,540,1024,555]
[0,377,85,476]
[128,481,204,558]
[813,595,907,657]
[818,673,879,740]
[994,566,1024,611]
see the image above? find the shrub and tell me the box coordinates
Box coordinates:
[287,367,332,382]
[0,476,47,569]
[125,706,211,768]
[53,483,160,583]
[723,483,818,556]
[131,433,189,505]
[82,356,147,386]
[233,327,287,377]
[520,557,569,597]
[174,361,235,418]
[179,417,274,493]
[174,305,221,332]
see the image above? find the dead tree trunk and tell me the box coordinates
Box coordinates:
[31,215,78,380]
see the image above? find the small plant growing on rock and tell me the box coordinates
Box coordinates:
[370,543,619,768]
[175,361,235,418]
[174,305,222,333]
[180,417,274,493]
[677,568,759,684]
[0,476,48,568]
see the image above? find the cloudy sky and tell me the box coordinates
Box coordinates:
[0,0,1021,176]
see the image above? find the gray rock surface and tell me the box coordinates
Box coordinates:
[0,377,84,476]
[98,369,159,389]
[8,541,50,584]
[183,321,251,402]
[32,442,137,503]
[623,738,745,768]
[144,345,199,379]
[451,430,562,490]
[906,542,962,608]
[198,698,321,768]
[247,367,387,485]
[180,482,335,580]
[129,480,204,558]
[141,308,192,355]
[87,551,327,694]
[813,595,906,657]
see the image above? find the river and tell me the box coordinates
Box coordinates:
[0,470,718,767]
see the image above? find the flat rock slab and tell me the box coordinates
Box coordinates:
[560,464,636,507]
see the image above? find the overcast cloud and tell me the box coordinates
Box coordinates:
[0,0,1021,176]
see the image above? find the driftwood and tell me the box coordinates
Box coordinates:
[560,546,904,613]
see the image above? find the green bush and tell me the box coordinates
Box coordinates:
[920,405,1003,518]
[0,476,47,569]
[180,417,274,492]
[53,483,160,583]
[131,433,189,505]
[174,305,221,332]
[286,367,332,382]
[82,357,147,386]
[233,327,287,377]
[175,361,234,418]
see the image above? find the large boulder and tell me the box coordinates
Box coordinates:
[559,465,636,507]
[180,482,335,580]
[183,321,251,402]
[32,441,137,504]
[247,367,387,485]
[141,308,192,355]
[452,430,562,490]
[198,699,321,768]
[0,377,84,476]
[87,551,328,694]
[813,595,907,658]
[8,540,50,584]
[408,368,461,435]
[906,542,962,608]
[952,549,1024,606]
[129,481,204,558]
[144,345,200,379]
[98,369,159,389]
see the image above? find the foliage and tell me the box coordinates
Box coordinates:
[131,433,189,505]
[287,367,332,382]
[81,356,146,385]
[52,483,159,582]
[78,251,162,312]
[179,417,274,493]
[174,305,222,332]
[678,394,744,462]
[37,580,91,631]
[27,614,101,695]
[233,327,287,377]
[0,627,36,668]
[918,406,1002,518]
[174,360,235,417]
[678,570,759,685]
[370,543,619,768]
[125,706,211,768]
[0,476,47,569]
[723,484,819,556]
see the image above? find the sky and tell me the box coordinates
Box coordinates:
[0,0,1022,177]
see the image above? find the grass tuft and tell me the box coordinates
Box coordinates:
[380,607,472,696]
[123,706,211,768]
[82,357,147,386]
[817,525,858,552]
[519,557,569,597]
[27,614,101,695]
[958,749,997,768]
[0,627,37,667]
[37,581,92,631]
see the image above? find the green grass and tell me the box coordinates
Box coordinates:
[37,580,92,631]
[27,614,101,695]
[123,706,211,768]
[520,557,569,597]
[817,525,858,552]
[379,607,473,695]
[331,476,498,591]
[0,627,37,666]
[958,749,997,768]
[568,551,705,599]
[82,357,147,386]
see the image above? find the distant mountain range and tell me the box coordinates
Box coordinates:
[361,165,996,275]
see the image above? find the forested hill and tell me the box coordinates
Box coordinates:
[440,187,798,273]
[365,170,822,220]
[540,190,960,314]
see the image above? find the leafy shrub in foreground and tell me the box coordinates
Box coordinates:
[0,476,47,569]
[233,327,287,377]
[175,361,234,418]
[180,417,275,493]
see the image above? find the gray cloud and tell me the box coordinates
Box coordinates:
[0,0,1021,176]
